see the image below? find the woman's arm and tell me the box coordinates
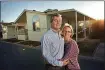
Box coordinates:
[60,40,79,61]
[61,43,71,61]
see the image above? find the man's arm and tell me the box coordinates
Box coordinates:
[61,43,71,61]
[41,35,64,66]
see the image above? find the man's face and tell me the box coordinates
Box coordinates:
[51,16,62,30]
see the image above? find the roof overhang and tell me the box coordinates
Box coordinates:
[15,23,26,26]
[14,9,96,24]
[14,9,46,23]
[46,9,95,21]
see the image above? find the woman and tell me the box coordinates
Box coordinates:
[59,24,80,70]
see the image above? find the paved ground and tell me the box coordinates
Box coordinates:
[0,41,104,70]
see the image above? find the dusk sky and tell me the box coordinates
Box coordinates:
[1,1,104,22]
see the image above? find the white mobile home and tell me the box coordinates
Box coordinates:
[1,23,17,39]
[15,9,95,41]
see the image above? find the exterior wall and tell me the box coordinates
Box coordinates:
[3,33,7,39]
[70,21,76,30]
[62,18,68,24]
[26,12,47,41]
[62,18,76,30]
[25,23,28,29]
[18,35,26,40]
[3,26,7,39]
[46,15,51,30]
[3,26,17,39]
[7,26,17,39]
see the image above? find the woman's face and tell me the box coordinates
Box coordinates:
[63,26,72,38]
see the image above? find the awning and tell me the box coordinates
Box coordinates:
[16,23,26,26]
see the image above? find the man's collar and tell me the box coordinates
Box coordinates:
[50,28,60,33]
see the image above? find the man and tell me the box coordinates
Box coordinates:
[41,13,69,70]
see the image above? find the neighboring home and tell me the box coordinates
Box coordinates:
[0,22,17,39]
[14,9,95,41]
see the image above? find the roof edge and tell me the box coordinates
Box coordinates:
[46,8,95,20]
[14,9,26,23]
[46,8,75,14]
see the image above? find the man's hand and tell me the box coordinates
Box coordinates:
[63,59,69,66]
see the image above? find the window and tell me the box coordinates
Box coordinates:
[32,15,40,31]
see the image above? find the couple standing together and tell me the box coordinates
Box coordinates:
[41,13,80,70]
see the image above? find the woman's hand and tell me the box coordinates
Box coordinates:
[63,59,70,66]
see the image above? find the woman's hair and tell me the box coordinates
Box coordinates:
[62,23,74,37]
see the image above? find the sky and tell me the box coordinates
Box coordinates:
[1,1,104,22]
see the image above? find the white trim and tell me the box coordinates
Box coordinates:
[26,10,46,15]
[75,11,78,42]
[84,16,86,38]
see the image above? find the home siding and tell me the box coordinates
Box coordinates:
[26,12,47,41]
[46,15,51,30]
[7,26,17,39]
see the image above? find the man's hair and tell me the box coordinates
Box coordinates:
[51,13,62,23]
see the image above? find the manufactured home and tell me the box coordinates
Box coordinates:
[14,9,95,41]
[0,22,17,39]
